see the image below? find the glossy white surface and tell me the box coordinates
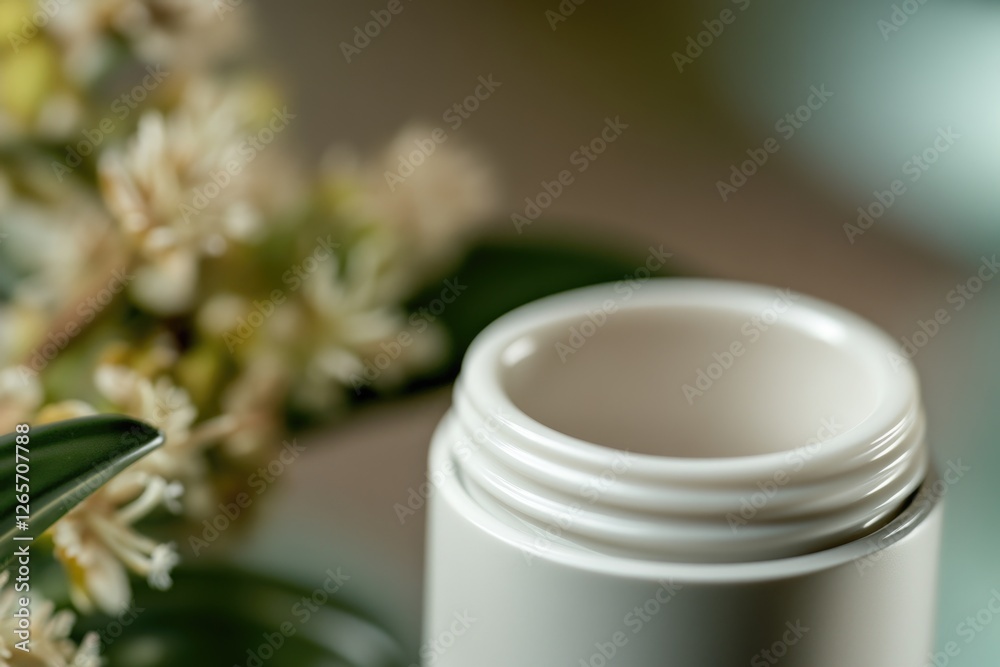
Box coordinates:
[424,280,941,666]
[448,280,927,562]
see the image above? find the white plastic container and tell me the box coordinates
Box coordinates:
[423,279,942,666]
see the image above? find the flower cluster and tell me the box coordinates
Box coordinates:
[0,572,101,667]
[0,0,496,659]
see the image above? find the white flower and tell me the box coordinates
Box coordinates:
[46,365,236,613]
[218,355,289,457]
[0,367,42,435]
[0,571,102,666]
[297,260,443,403]
[0,175,118,317]
[94,366,197,457]
[322,126,498,300]
[286,125,500,403]
[92,365,236,511]
[44,0,246,83]
[51,477,178,614]
[35,400,98,425]
[98,83,271,313]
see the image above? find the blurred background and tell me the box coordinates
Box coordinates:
[1,0,997,665]
[241,0,1000,663]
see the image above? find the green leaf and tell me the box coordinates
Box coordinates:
[403,237,674,389]
[75,566,407,667]
[0,414,164,568]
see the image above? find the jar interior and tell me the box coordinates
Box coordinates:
[499,305,879,458]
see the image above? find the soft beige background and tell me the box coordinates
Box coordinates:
[228,1,999,662]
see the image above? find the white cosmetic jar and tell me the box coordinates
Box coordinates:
[423,279,942,666]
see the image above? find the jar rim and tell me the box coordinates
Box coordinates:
[448,279,928,563]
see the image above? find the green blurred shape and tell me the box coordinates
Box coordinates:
[76,567,407,667]
[404,237,673,388]
[0,414,163,569]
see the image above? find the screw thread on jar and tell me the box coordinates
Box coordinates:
[446,280,928,563]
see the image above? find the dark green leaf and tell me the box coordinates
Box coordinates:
[75,567,407,667]
[403,237,675,389]
[0,414,164,568]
